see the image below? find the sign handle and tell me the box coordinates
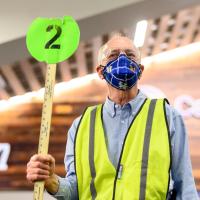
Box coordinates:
[34,64,56,200]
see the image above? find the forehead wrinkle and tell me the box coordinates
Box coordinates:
[98,36,141,64]
[110,48,135,52]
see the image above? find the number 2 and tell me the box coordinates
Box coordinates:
[45,25,62,49]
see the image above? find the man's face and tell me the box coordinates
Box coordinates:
[100,37,140,66]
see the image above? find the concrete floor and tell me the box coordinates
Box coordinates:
[0,191,55,200]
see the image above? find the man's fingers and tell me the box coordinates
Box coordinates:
[26,167,50,182]
[26,173,50,182]
[28,161,50,171]
[27,167,50,176]
[30,154,55,164]
[26,154,55,183]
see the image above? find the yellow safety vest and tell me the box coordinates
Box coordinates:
[74,99,171,200]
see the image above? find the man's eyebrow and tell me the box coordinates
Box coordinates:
[110,49,136,53]
[125,49,136,53]
[110,49,120,53]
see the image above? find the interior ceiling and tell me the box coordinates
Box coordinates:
[0,1,200,100]
[0,0,200,66]
[0,0,144,44]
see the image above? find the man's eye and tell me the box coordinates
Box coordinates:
[127,53,135,57]
[128,55,136,60]
[108,54,117,58]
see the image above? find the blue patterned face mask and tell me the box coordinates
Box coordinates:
[102,54,141,90]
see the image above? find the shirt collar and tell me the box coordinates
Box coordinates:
[104,90,147,117]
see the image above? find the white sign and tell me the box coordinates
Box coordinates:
[140,85,200,119]
[174,95,200,119]
[0,143,11,171]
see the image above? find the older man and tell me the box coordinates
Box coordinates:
[27,35,199,199]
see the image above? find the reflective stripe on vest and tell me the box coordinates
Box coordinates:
[74,99,171,200]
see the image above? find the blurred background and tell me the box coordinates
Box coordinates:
[0,0,200,199]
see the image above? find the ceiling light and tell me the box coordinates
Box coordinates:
[134,20,148,48]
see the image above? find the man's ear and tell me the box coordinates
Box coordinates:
[96,65,104,79]
[139,64,144,72]
[139,64,144,79]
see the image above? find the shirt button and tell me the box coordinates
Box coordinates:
[121,120,125,124]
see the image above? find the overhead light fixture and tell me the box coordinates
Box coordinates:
[134,20,148,48]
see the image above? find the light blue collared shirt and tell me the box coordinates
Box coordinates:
[52,91,199,200]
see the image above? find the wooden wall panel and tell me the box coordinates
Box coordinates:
[0,101,99,190]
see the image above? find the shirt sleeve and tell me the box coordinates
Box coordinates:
[52,116,81,200]
[166,104,199,199]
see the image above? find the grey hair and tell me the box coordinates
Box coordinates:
[97,34,141,65]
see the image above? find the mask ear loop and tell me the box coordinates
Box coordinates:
[99,65,106,79]
[137,47,142,78]
[99,64,105,69]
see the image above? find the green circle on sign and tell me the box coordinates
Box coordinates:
[26,16,80,64]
